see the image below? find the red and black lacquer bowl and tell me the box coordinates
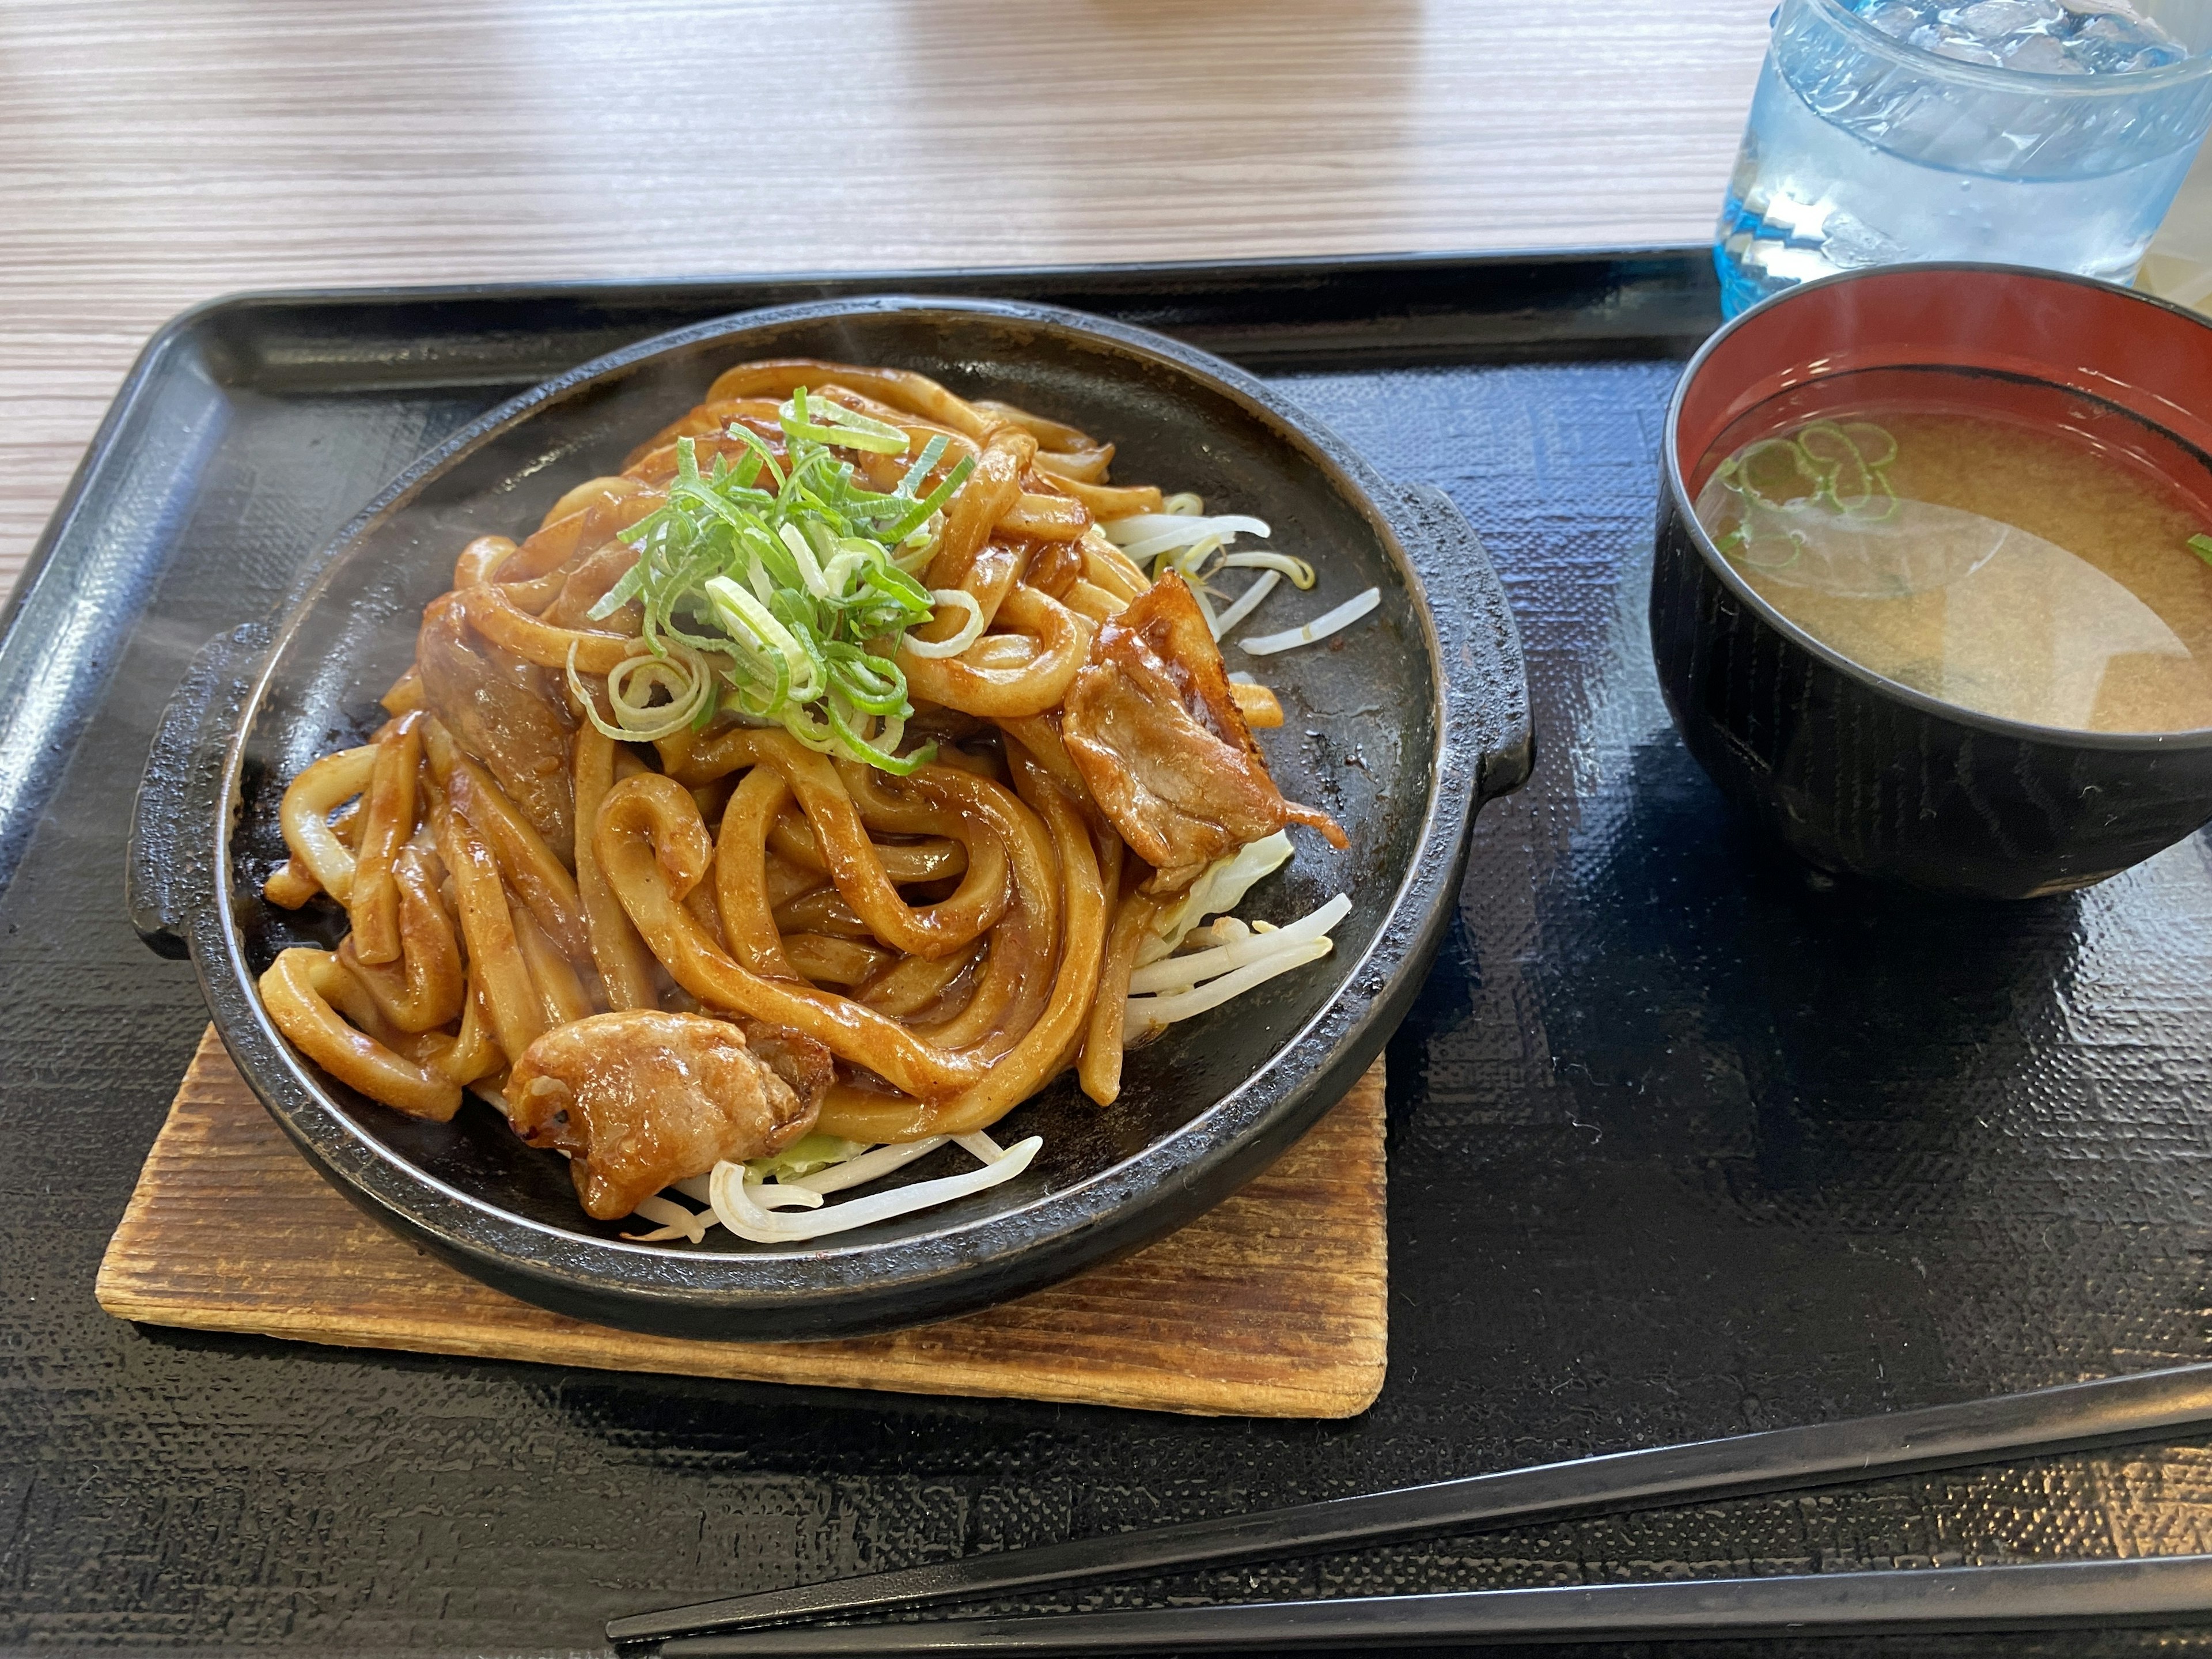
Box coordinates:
[1652,263,2212,900]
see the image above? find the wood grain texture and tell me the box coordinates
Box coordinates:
[97,1028,1388,1418]
[0,0,1784,609]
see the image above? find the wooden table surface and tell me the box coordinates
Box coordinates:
[5,0,2209,616]
[0,0,1787,609]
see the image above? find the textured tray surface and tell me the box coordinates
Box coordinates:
[6,262,2211,1652]
[96,1032,1387,1419]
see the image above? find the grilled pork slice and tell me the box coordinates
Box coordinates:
[507,1011,828,1220]
[1062,572,1345,895]
[417,592,577,864]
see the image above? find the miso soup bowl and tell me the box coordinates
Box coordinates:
[1652,263,2212,900]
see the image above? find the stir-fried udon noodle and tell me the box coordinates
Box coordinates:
[257,358,1378,1245]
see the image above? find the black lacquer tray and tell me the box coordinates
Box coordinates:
[5,249,2210,1655]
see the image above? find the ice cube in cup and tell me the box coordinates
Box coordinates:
[1713,0,2212,315]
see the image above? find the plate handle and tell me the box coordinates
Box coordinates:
[1388,481,1535,802]
[126,621,269,960]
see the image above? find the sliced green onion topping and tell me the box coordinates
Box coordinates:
[777,390,910,455]
[578,396,976,772]
[903,589,986,659]
[1717,422,1899,522]
[566,640,717,745]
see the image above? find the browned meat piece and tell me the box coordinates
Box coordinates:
[1062,573,1346,895]
[540,539,645,631]
[507,1010,826,1219]
[417,593,577,863]
[736,1017,838,1109]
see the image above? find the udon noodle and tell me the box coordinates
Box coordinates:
[257,358,1361,1244]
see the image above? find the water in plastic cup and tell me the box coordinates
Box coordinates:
[1716,0,2212,316]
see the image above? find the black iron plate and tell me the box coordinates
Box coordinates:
[125,294,1528,1339]
[5,249,2209,1654]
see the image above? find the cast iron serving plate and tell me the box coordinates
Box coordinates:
[126,296,1532,1340]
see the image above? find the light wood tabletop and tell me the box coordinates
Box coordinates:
[3,0,2208,616]
[0,0,1783,609]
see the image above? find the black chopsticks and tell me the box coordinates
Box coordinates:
[609,1362,2212,1644]
[656,1555,2212,1654]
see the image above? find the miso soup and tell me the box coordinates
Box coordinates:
[1691,368,2212,734]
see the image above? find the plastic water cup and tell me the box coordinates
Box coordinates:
[1716,0,2212,316]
